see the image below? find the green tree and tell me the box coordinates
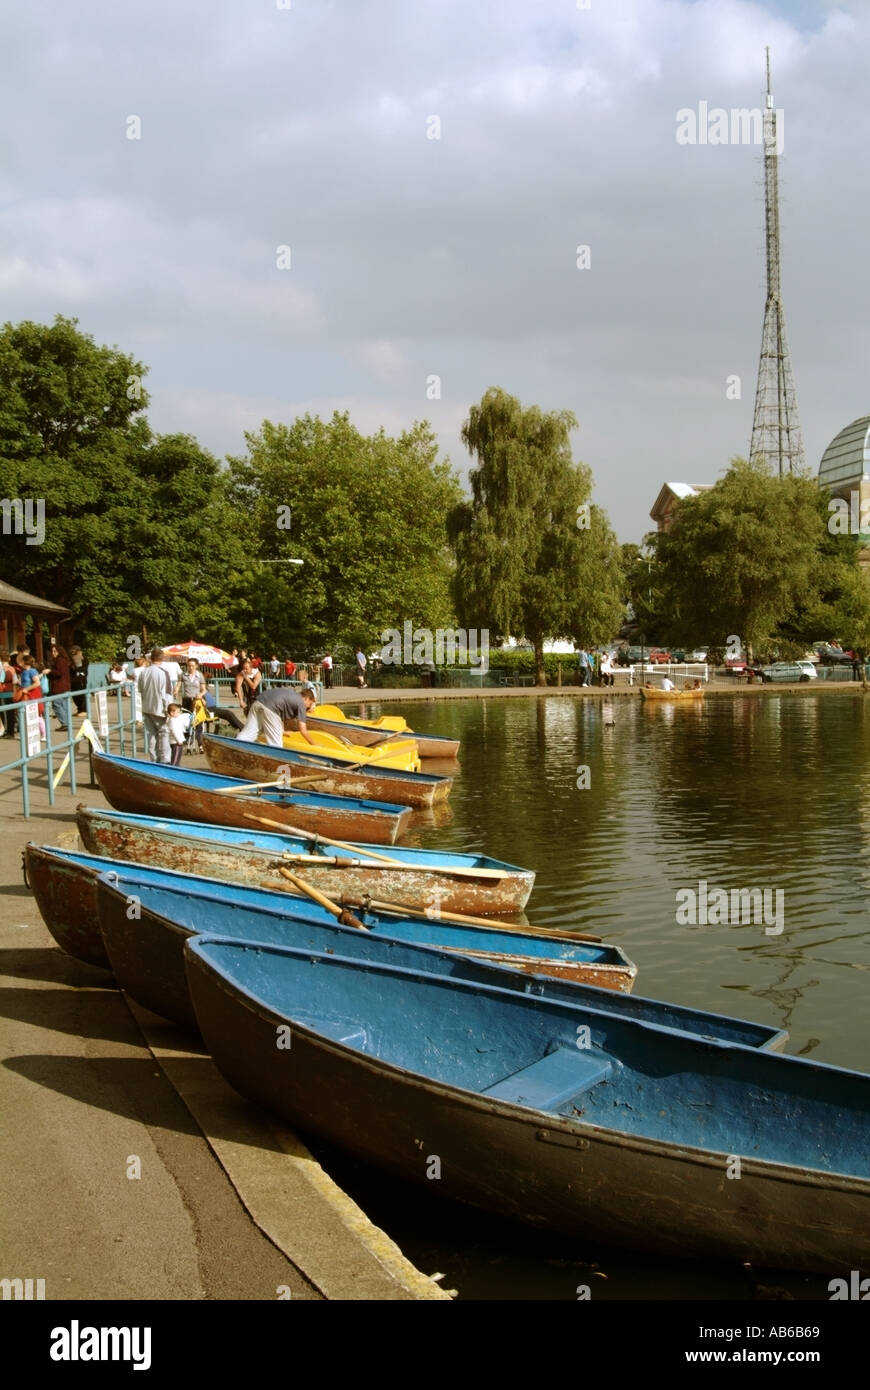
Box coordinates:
[0,316,242,655]
[447,387,623,684]
[224,412,462,652]
[653,457,842,658]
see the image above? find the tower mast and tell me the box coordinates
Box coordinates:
[749,48,805,475]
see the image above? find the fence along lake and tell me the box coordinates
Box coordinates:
[304,693,868,1299]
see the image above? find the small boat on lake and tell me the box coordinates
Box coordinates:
[308,704,460,760]
[75,807,532,915]
[25,845,634,993]
[186,936,870,1273]
[201,733,450,809]
[280,728,422,772]
[91,752,411,844]
[639,686,705,701]
[95,870,785,1050]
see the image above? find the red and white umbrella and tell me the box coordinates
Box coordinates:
[162,641,235,667]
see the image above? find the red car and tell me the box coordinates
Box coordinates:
[648,649,672,664]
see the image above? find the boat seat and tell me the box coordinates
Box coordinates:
[482,1047,612,1112]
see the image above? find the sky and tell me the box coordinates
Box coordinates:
[2,0,868,542]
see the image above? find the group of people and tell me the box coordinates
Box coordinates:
[0,640,87,740]
[134,646,319,763]
[577,648,616,687]
[224,649,334,690]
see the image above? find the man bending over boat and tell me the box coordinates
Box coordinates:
[236,682,317,746]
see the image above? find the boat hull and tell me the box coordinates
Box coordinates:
[640,687,705,701]
[186,939,870,1273]
[97,877,785,1051]
[76,807,535,915]
[27,847,633,992]
[201,734,451,808]
[24,843,111,969]
[308,713,460,760]
[92,753,411,844]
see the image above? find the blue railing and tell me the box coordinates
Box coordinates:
[0,684,142,818]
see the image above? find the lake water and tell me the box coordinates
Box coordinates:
[307,693,870,1300]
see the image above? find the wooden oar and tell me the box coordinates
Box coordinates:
[242,811,402,864]
[269,851,511,880]
[277,868,368,929]
[212,777,291,796]
[339,895,602,943]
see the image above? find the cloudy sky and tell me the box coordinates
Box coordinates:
[2,0,868,541]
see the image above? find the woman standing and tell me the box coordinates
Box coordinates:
[46,640,72,731]
[69,645,89,713]
[180,658,207,751]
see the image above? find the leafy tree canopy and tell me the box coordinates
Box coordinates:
[447,387,623,683]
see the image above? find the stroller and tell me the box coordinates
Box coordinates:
[185,696,218,754]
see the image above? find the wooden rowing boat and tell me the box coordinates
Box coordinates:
[639,686,705,701]
[308,705,460,760]
[186,937,870,1272]
[201,734,450,809]
[91,752,411,844]
[75,807,533,915]
[25,845,634,993]
[95,871,786,1050]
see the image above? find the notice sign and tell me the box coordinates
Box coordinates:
[95,689,109,737]
[132,686,142,724]
[25,701,41,756]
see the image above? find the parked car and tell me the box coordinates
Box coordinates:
[648,649,672,664]
[616,646,644,666]
[813,643,854,666]
[687,648,708,662]
[749,661,818,684]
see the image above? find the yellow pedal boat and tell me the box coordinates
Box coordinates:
[308,704,460,760]
[639,686,705,701]
[278,728,422,771]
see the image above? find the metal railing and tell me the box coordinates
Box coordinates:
[0,684,142,818]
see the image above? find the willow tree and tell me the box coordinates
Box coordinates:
[448,387,623,685]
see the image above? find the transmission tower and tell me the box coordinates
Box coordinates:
[749,48,805,475]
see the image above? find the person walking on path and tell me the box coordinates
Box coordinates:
[46,640,72,731]
[236,684,317,746]
[577,648,592,688]
[137,647,174,763]
[321,652,333,690]
[355,648,368,688]
[0,648,19,737]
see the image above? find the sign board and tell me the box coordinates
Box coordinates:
[132,686,142,725]
[95,689,109,738]
[24,701,41,757]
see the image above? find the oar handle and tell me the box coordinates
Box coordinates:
[278,867,368,929]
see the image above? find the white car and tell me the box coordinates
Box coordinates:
[756,660,818,683]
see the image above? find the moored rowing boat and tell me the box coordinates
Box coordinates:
[92,752,411,844]
[75,807,533,915]
[201,733,450,808]
[186,936,870,1272]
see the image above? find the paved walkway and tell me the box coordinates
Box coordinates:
[0,770,448,1302]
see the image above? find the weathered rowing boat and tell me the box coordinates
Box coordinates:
[639,686,705,701]
[95,871,786,1050]
[75,807,533,915]
[201,733,451,809]
[25,844,634,992]
[186,937,870,1272]
[309,705,460,760]
[91,752,411,844]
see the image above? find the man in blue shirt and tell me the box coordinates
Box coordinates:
[236,684,317,746]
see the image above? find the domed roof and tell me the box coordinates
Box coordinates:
[819,417,870,491]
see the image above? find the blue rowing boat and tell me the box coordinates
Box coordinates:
[185,936,870,1272]
[92,751,412,843]
[75,806,536,914]
[25,845,635,991]
[94,868,786,1048]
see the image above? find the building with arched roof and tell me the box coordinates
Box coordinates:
[818,416,870,504]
